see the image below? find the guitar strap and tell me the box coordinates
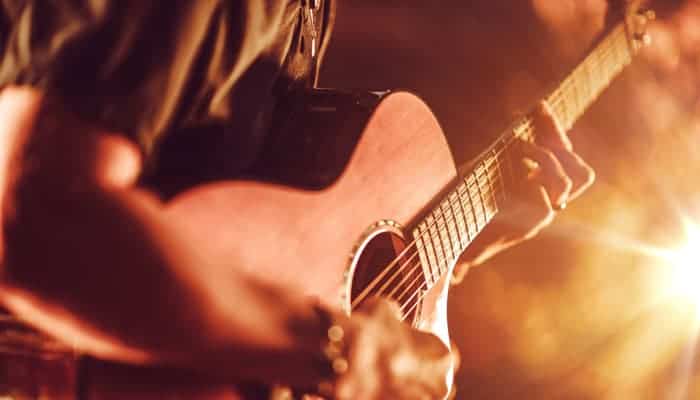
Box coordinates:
[281,0,336,90]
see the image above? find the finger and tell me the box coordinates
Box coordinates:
[533,102,595,200]
[454,185,554,279]
[521,141,572,207]
[546,146,595,201]
[533,102,572,151]
[515,185,557,239]
[358,297,403,320]
[494,184,556,241]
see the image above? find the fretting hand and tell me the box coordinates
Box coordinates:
[453,102,595,283]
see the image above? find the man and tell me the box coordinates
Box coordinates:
[0,1,593,398]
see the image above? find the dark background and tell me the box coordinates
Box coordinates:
[321,1,700,399]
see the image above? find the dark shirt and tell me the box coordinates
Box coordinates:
[0,1,335,390]
[0,0,333,189]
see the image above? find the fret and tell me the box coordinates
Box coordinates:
[593,35,609,89]
[472,171,488,230]
[601,32,617,74]
[608,33,622,79]
[513,117,532,140]
[584,50,599,100]
[615,27,632,67]
[579,60,592,109]
[586,51,600,96]
[465,176,484,230]
[476,167,493,218]
[431,214,450,277]
[589,43,610,97]
[610,30,628,72]
[492,148,508,204]
[486,156,502,203]
[453,187,468,242]
[449,190,469,247]
[418,220,439,284]
[545,94,559,127]
[589,35,614,103]
[475,164,498,220]
[433,208,454,271]
[441,207,457,263]
[546,25,633,133]
[571,71,583,123]
[474,163,487,215]
[440,200,459,254]
[546,93,563,129]
[426,214,447,275]
[504,138,517,191]
[550,86,566,129]
[409,19,645,294]
[470,182,488,224]
[457,183,478,241]
[557,97,571,127]
[482,159,499,215]
[413,231,434,286]
[448,197,465,250]
[440,202,458,261]
[442,198,463,254]
[564,84,578,129]
[461,178,480,239]
[600,31,616,77]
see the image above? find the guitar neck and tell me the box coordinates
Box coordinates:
[410,21,643,289]
[544,24,633,132]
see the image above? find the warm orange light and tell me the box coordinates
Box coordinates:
[667,222,700,313]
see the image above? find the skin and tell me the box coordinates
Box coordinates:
[0,87,593,398]
[453,103,595,283]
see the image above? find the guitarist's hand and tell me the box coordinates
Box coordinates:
[333,299,452,400]
[453,102,595,283]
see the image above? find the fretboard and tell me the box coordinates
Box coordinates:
[411,22,638,289]
[545,24,632,132]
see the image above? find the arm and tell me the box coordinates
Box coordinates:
[0,86,452,398]
[0,86,329,386]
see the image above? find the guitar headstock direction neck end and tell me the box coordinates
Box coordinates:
[626,3,656,53]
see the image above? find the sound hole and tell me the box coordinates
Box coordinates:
[350,231,425,323]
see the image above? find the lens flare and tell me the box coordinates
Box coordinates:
[666,221,700,312]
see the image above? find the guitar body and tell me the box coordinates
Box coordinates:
[166,90,459,346]
[81,89,461,399]
[4,3,653,397]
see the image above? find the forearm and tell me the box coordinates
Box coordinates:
[0,87,327,387]
[5,191,311,364]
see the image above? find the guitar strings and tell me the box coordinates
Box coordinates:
[550,25,626,104]
[351,23,631,316]
[393,25,634,317]
[360,154,508,305]
[360,119,546,312]
[547,26,628,128]
[548,25,629,124]
[354,112,546,309]
[396,30,632,318]
[351,134,516,309]
[358,119,539,311]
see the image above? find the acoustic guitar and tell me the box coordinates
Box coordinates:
[55,2,657,399]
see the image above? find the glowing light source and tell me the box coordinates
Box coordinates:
[667,222,700,311]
